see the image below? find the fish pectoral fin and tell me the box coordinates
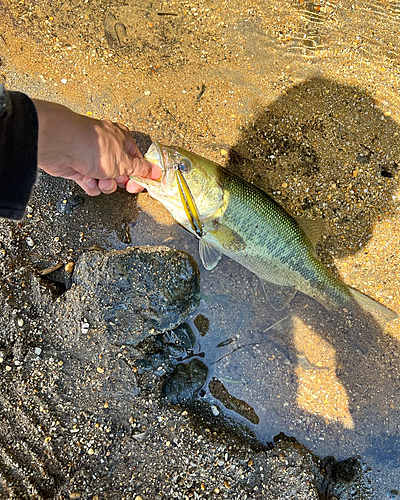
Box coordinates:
[294,216,326,248]
[199,239,223,270]
[260,280,297,311]
[210,221,246,252]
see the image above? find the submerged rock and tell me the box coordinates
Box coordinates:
[72,246,200,346]
[163,358,209,405]
[163,322,198,359]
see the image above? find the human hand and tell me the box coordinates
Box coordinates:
[32,99,161,196]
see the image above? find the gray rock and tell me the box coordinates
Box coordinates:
[72,245,200,345]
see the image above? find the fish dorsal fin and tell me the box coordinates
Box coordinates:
[260,279,297,311]
[294,216,326,247]
[199,239,222,270]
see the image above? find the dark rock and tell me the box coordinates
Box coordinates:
[163,322,198,359]
[193,313,210,335]
[56,195,84,215]
[163,358,209,405]
[356,154,370,164]
[135,351,171,375]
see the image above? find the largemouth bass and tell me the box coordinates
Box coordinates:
[131,142,398,326]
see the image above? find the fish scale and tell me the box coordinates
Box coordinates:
[206,173,346,309]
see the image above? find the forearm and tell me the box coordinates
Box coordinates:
[31,98,88,171]
[0,85,38,220]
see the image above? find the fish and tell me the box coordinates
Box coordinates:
[130,141,398,326]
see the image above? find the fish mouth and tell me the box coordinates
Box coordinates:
[133,141,203,237]
[144,141,165,173]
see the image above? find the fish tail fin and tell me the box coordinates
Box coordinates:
[349,287,398,328]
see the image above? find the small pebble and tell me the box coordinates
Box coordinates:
[211,405,220,416]
[61,78,67,84]
[132,432,146,442]
[144,90,151,96]
[34,347,42,356]
[26,237,34,247]
[17,318,24,327]
[65,262,75,274]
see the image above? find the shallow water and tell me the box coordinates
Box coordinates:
[117,200,400,498]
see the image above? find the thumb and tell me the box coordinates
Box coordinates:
[127,157,162,180]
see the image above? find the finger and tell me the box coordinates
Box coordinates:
[115,174,129,188]
[98,178,118,194]
[125,136,143,158]
[126,157,162,179]
[150,163,163,180]
[126,178,145,194]
[76,176,102,196]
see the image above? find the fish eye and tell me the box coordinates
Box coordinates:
[178,158,191,172]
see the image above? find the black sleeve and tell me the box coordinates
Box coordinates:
[0,84,38,220]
